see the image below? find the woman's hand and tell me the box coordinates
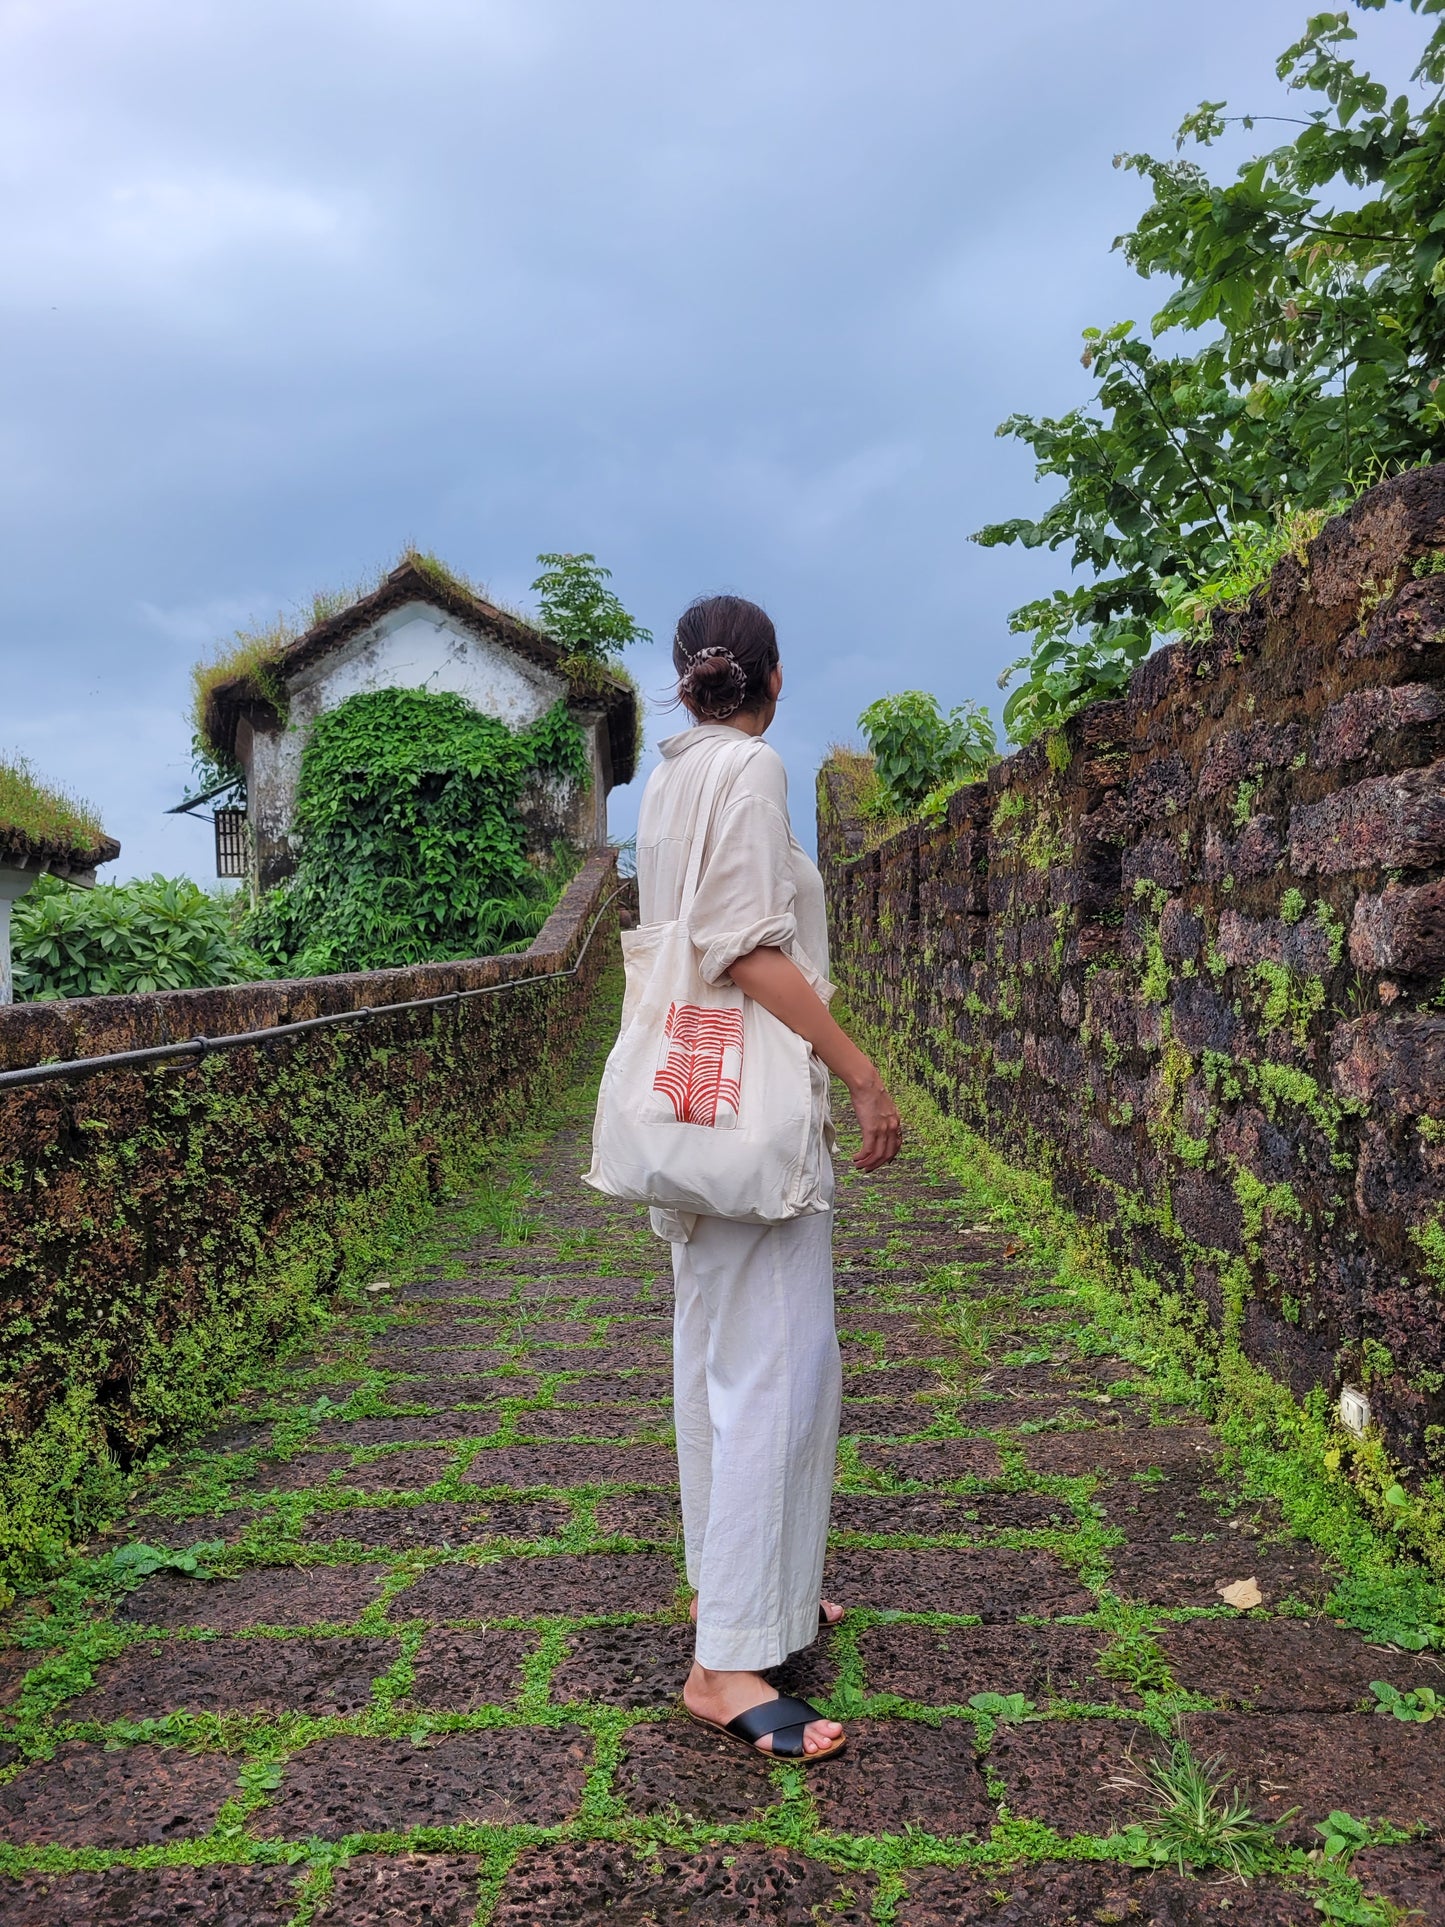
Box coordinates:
[726,946,904,1171]
[846,1065,903,1172]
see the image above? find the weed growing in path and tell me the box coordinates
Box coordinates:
[1113,1733,1293,1877]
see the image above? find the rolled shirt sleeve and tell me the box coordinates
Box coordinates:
[687,789,799,987]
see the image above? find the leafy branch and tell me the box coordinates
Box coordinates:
[977,0,1445,743]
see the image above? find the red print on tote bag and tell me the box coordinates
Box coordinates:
[653,1002,745,1127]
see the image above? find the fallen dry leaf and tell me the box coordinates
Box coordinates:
[1217,1577,1263,1610]
[365,1280,393,1293]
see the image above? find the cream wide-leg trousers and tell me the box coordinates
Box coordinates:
[670,1201,841,1672]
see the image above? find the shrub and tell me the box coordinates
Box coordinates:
[857,692,995,813]
[242,686,590,976]
[12,874,267,1000]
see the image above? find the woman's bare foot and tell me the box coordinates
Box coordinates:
[687,1594,844,1628]
[683,1662,844,1756]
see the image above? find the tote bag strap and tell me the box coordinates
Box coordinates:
[677,737,763,919]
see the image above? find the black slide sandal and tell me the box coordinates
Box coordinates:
[686,1693,846,1762]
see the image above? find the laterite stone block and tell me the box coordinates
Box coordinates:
[117,1563,387,1631]
[985,1719,1144,1836]
[1180,1712,1445,1842]
[858,1623,1120,1706]
[897,1863,1317,1925]
[0,1865,299,1927]
[823,1547,1092,1619]
[615,1720,783,1821]
[74,1634,397,1720]
[395,1552,678,1620]
[313,1856,484,1927]
[0,1742,240,1847]
[490,1845,875,1925]
[254,1730,589,1837]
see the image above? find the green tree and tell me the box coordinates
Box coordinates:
[977,0,1445,743]
[531,553,652,663]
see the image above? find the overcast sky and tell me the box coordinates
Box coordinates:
[2,0,1427,879]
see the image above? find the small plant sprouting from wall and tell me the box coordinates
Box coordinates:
[858,691,997,820]
[530,552,652,669]
[530,552,651,732]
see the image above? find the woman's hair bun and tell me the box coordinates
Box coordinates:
[679,645,749,719]
[673,596,779,719]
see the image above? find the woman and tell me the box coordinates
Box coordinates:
[635,594,903,1762]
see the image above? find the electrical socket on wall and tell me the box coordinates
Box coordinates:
[1339,1386,1371,1436]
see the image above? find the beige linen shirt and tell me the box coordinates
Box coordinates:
[635,723,834,1242]
[636,724,833,996]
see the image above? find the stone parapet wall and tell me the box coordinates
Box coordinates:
[819,468,1445,1471]
[0,854,620,1568]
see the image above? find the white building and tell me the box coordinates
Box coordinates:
[203,559,639,891]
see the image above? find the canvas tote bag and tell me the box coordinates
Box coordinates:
[584,739,831,1224]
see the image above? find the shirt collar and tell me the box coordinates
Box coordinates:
[658,723,755,759]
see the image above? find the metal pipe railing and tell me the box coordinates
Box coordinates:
[0,885,626,1095]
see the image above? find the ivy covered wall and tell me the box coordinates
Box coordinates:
[819,468,1445,1481]
[0,854,619,1595]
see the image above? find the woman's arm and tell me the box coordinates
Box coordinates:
[726,945,902,1172]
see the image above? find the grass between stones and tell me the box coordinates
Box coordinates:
[0,975,1438,1924]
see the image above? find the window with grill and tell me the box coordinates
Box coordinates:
[213,807,248,879]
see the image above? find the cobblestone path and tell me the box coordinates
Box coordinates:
[2,1021,1443,1923]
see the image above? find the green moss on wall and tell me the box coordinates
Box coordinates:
[844,994,1445,1576]
[0,876,618,1606]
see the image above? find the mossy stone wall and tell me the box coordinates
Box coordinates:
[0,854,619,1587]
[819,468,1445,1475]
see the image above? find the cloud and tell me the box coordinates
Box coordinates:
[104,175,351,263]
[651,438,925,551]
[4,168,364,334]
[4,0,1431,881]
[137,594,293,650]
